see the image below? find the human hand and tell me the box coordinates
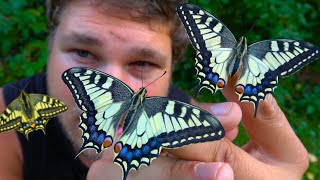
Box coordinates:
[168,77,309,179]
[87,101,241,180]
[87,76,308,180]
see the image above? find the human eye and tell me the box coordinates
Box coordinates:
[70,49,99,64]
[129,61,156,71]
[128,61,159,78]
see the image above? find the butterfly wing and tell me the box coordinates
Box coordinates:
[114,97,224,180]
[177,3,237,94]
[62,67,134,153]
[28,93,67,133]
[236,39,320,116]
[0,99,23,133]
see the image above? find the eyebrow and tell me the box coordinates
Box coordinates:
[130,47,167,62]
[61,32,104,47]
[61,31,168,62]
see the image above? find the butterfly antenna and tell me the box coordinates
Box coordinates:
[145,71,167,88]
[240,15,245,34]
[246,21,257,37]
[9,84,21,92]
[22,80,31,91]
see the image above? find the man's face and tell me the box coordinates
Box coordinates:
[46,2,172,166]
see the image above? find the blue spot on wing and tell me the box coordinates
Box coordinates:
[239,71,279,117]
[114,138,162,180]
[97,134,105,144]
[244,86,251,94]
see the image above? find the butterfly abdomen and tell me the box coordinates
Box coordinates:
[230,36,248,77]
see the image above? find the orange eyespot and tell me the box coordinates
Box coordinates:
[217,79,225,88]
[29,121,35,127]
[235,85,244,94]
[103,137,113,148]
[114,142,123,153]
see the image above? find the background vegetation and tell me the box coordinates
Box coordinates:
[0,0,319,179]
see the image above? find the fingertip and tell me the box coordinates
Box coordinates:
[225,127,238,141]
[211,102,242,131]
[255,95,285,126]
[195,162,234,180]
[216,163,234,180]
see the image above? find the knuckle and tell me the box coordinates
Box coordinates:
[292,145,309,173]
[208,139,237,166]
[168,158,185,179]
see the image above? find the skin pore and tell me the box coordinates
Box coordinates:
[46,2,173,167]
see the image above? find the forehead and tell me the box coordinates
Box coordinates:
[59,1,171,34]
[56,2,172,58]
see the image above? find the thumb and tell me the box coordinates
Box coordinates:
[194,162,234,180]
[167,139,273,179]
[128,156,234,180]
[87,149,234,180]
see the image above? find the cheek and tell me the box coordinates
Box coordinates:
[145,75,170,97]
[47,52,78,111]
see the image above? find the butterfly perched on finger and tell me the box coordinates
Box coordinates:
[62,67,225,180]
[0,90,68,139]
[176,3,320,116]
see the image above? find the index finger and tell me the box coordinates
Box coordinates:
[221,76,308,166]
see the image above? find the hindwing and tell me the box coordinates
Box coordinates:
[177,3,320,116]
[177,3,237,94]
[0,99,23,132]
[114,97,224,180]
[27,94,68,134]
[236,40,320,115]
[63,67,225,180]
[62,67,134,153]
[0,92,67,138]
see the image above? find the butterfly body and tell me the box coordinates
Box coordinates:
[62,67,225,180]
[177,3,320,116]
[0,90,68,139]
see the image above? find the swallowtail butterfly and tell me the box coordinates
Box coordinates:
[177,3,320,116]
[62,67,225,180]
[0,90,67,139]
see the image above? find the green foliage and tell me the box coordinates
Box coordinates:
[1,0,319,178]
[0,0,47,86]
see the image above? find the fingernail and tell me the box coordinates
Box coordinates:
[211,103,232,116]
[216,163,234,180]
[195,162,234,180]
[195,162,221,179]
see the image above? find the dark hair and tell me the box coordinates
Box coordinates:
[46,0,189,64]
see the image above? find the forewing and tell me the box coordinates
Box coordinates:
[177,3,237,94]
[29,94,68,119]
[249,39,320,77]
[62,67,134,153]
[114,97,224,180]
[0,99,23,132]
[144,97,225,148]
[28,93,67,132]
[176,3,237,52]
[236,40,320,116]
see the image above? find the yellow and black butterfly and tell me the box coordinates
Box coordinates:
[177,3,320,116]
[0,90,67,139]
[62,67,225,180]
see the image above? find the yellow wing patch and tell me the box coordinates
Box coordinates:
[0,91,67,139]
